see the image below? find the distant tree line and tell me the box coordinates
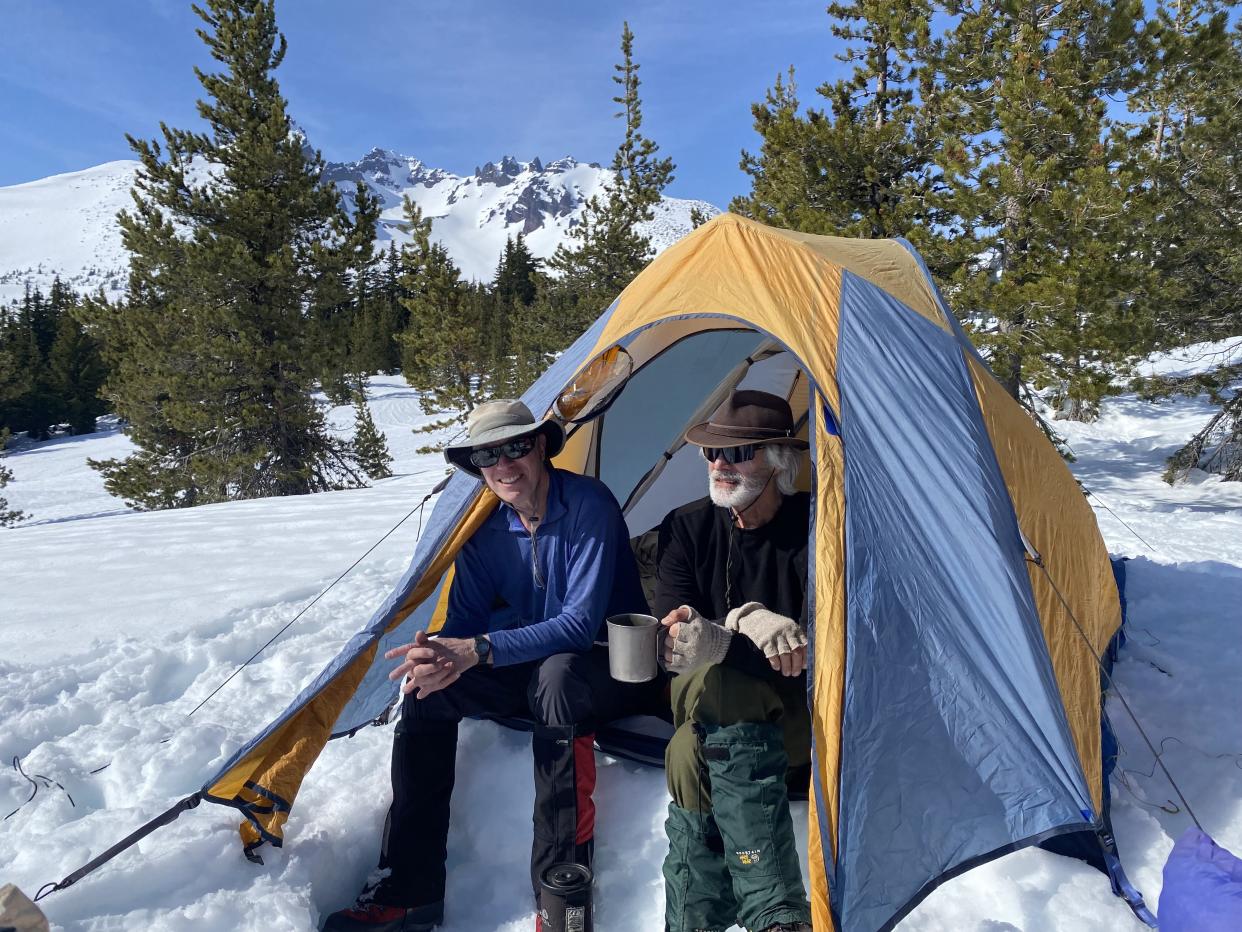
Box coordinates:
[0,279,107,441]
[3,0,1238,521]
[0,279,109,524]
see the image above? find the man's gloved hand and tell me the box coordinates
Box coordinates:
[724,601,808,676]
[659,605,734,675]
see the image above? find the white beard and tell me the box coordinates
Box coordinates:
[708,467,770,511]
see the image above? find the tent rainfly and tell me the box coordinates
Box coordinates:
[193,214,1154,931]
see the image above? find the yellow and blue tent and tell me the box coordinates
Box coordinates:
[199,214,1151,931]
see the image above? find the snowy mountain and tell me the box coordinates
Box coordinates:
[2,344,1241,930]
[0,150,719,303]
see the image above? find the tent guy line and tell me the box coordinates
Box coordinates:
[3,756,74,822]
[1116,736,1242,819]
[185,478,448,719]
[1027,552,1203,833]
[28,476,457,901]
[1084,487,1159,553]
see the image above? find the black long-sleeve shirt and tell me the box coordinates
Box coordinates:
[653,492,811,679]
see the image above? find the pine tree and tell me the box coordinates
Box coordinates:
[489,234,540,396]
[0,316,28,435]
[547,22,675,341]
[47,301,107,434]
[0,428,23,528]
[86,0,365,508]
[347,295,386,378]
[0,342,26,526]
[306,183,379,403]
[314,180,384,395]
[379,241,409,372]
[352,388,393,480]
[3,286,58,440]
[24,280,64,361]
[934,0,1149,419]
[732,0,946,253]
[606,22,676,228]
[397,199,488,438]
[1128,6,1242,480]
[348,242,408,376]
[494,234,539,309]
[512,271,608,392]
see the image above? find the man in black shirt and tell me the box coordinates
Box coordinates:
[655,389,813,932]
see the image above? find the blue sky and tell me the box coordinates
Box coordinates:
[0,0,855,208]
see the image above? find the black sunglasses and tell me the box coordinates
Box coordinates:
[469,435,538,469]
[701,444,759,465]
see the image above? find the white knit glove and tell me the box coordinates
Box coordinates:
[724,601,808,659]
[661,605,734,675]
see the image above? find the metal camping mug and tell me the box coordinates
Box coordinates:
[606,612,660,683]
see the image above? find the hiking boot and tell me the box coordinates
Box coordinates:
[759,923,812,932]
[322,899,443,931]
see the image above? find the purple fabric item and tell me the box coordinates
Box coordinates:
[1159,828,1242,931]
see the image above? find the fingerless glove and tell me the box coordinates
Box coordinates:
[663,605,734,674]
[724,601,807,659]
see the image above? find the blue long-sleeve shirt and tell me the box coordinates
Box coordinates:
[441,467,649,667]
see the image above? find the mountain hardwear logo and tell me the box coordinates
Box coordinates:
[735,848,762,865]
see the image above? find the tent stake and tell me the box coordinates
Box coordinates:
[34,794,202,902]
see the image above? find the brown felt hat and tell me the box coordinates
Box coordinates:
[684,390,809,450]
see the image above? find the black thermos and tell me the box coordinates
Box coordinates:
[538,862,593,932]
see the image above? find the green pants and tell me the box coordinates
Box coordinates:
[663,665,811,932]
[666,664,811,811]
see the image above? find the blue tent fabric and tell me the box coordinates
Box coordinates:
[1159,828,1242,931]
[329,478,474,736]
[833,273,1094,930]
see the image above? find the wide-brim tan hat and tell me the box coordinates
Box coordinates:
[444,399,566,477]
[684,389,809,450]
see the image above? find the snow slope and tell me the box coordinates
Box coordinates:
[0,161,135,301]
[0,152,718,303]
[1,360,1241,931]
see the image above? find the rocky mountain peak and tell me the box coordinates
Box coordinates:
[474,155,526,186]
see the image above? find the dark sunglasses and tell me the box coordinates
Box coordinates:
[701,444,758,465]
[469,435,537,469]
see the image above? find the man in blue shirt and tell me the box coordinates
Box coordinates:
[325,400,658,932]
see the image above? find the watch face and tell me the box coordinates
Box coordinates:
[475,636,490,659]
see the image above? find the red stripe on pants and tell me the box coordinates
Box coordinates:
[573,734,596,845]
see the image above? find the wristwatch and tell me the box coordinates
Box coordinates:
[473,635,492,665]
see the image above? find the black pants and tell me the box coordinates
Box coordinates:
[374,646,663,908]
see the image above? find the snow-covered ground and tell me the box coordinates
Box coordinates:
[2,360,1240,931]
